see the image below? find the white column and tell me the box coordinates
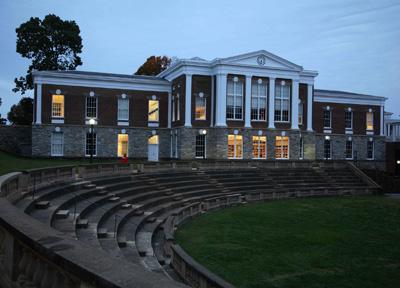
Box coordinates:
[380,105,384,136]
[215,73,227,127]
[268,77,275,129]
[184,74,192,127]
[35,83,42,124]
[291,80,299,130]
[167,90,172,128]
[307,84,313,131]
[210,76,214,127]
[245,75,252,128]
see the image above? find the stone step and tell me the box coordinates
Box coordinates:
[96,189,108,196]
[146,217,157,223]
[55,210,70,219]
[35,201,50,209]
[98,228,108,238]
[83,183,96,189]
[117,236,127,247]
[108,197,120,202]
[134,210,144,216]
[76,218,89,228]
[121,203,132,209]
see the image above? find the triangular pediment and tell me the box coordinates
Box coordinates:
[217,50,303,71]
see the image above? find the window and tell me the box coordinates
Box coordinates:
[345,140,353,159]
[252,136,266,159]
[299,136,304,159]
[148,100,159,122]
[251,79,267,121]
[51,132,63,156]
[227,134,243,159]
[226,77,243,120]
[323,139,331,159]
[118,98,129,121]
[274,81,290,122]
[52,95,64,118]
[323,110,331,128]
[366,112,374,130]
[195,93,206,120]
[195,134,206,158]
[275,136,289,159]
[148,135,159,144]
[298,102,304,125]
[117,134,129,157]
[367,140,374,159]
[344,111,352,129]
[172,92,180,122]
[85,132,97,156]
[86,97,97,118]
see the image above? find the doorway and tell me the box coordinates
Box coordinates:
[148,135,159,162]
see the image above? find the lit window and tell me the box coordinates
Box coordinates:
[52,95,64,118]
[227,134,243,159]
[323,110,331,128]
[298,102,303,125]
[86,97,97,118]
[275,136,289,159]
[274,81,290,122]
[51,132,63,156]
[345,140,353,159]
[85,132,97,156]
[299,136,304,159]
[251,79,267,121]
[252,136,266,159]
[226,77,243,120]
[195,134,206,158]
[118,98,129,121]
[148,135,159,145]
[367,140,374,159]
[324,139,331,160]
[345,111,353,129]
[148,100,159,122]
[195,93,206,120]
[366,112,374,130]
[117,134,129,157]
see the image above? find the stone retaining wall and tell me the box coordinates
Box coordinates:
[0,126,31,156]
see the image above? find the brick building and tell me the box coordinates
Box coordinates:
[32,50,386,162]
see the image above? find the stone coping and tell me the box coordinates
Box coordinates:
[0,198,186,288]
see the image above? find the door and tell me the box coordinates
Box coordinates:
[148,135,159,162]
[117,134,129,157]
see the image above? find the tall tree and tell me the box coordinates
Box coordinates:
[14,14,83,94]
[135,56,171,76]
[7,97,33,125]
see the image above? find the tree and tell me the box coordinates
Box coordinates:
[135,56,171,76]
[7,97,33,125]
[14,14,83,94]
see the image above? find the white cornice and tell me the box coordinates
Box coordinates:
[314,90,386,106]
[33,71,170,92]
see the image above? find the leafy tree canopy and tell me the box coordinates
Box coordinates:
[14,14,83,94]
[135,56,171,76]
[7,97,33,125]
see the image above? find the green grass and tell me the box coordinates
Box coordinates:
[0,150,115,176]
[175,196,400,288]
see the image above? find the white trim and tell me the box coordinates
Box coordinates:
[210,76,214,127]
[167,91,172,128]
[380,105,384,136]
[314,90,386,106]
[291,80,299,129]
[306,84,313,131]
[51,119,64,124]
[215,73,227,127]
[148,122,159,127]
[244,75,252,128]
[117,121,129,126]
[268,77,275,128]
[35,83,42,124]
[184,74,192,127]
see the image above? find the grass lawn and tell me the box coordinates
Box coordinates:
[175,196,400,288]
[0,150,115,176]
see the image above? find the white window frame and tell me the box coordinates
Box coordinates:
[226,78,244,120]
[275,136,290,159]
[86,96,98,119]
[274,81,291,123]
[345,140,353,160]
[367,139,374,160]
[251,80,267,121]
[148,99,159,122]
[366,111,374,131]
[345,110,353,130]
[323,110,332,129]
[195,134,206,159]
[51,95,64,118]
[252,136,267,159]
[85,132,97,157]
[51,132,64,156]
[227,134,243,159]
[195,93,207,120]
[298,102,304,125]
[117,98,129,121]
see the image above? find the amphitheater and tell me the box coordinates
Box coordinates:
[0,160,381,288]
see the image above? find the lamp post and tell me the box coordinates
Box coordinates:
[89,118,96,163]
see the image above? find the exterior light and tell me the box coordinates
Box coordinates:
[89,118,96,125]
[325,135,330,140]
[397,160,400,165]
[201,129,207,135]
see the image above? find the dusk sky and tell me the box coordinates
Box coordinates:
[0,0,399,118]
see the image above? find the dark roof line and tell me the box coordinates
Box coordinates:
[37,70,164,81]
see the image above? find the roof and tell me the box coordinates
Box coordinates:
[34,70,163,81]
[315,89,386,100]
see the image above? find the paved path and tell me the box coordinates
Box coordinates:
[385,193,400,199]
